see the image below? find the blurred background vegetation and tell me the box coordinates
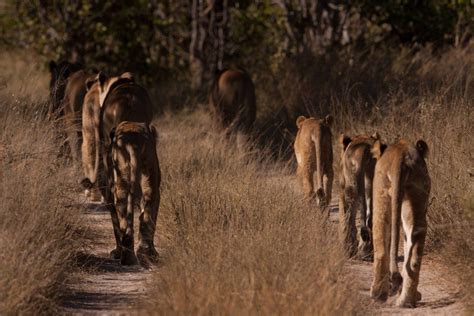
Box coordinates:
[1,0,473,89]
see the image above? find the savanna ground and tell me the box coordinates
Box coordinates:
[0,45,473,315]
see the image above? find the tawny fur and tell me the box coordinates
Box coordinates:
[49,62,94,167]
[370,139,430,308]
[81,72,154,260]
[81,74,103,201]
[209,69,256,133]
[109,121,161,267]
[294,115,334,208]
[338,133,385,259]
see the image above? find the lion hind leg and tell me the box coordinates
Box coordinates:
[322,169,333,209]
[370,192,391,301]
[116,188,137,266]
[301,161,315,200]
[137,200,159,267]
[106,188,122,260]
[358,174,373,260]
[137,173,160,267]
[340,185,358,258]
[397,201,426,307]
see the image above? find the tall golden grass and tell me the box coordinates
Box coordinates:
[0,53,88,314]
[145,44,473,312]
[144,111,362,314]
[0,41,472,314]
[258,44,474,307]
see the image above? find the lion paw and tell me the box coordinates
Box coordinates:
[137,245,159,268]
[396,296,416,308]
[110,248,122,260]
[416,291,422,301]
[370,287,388,302]
[390,272,403,296]
[121,251,139,266]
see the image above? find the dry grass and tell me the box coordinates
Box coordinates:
[0,42,472,313]
[143,110,362,314]
[258,43,474,306]
[0,54,88,314]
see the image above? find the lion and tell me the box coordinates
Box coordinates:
[209,68,256,134]
[338,133,386,259]
[294,115,334,208]
[49,60,84,115]
[49,60,97,166]
[81,71,154,259]
[108,121,161,266]
[369,139,431,308]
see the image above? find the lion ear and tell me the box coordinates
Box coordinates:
[296,116,307,129]
[371,140,384,159]
[85,75,98,91]
[339,134,352,151]
[323,114,333,126]
[98,72,107,90]
[416,139,429,158]
[371,132,380,140]
[120,72,134,81]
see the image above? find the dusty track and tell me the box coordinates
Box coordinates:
[61,201,150,314]
[326,194,465,315]
[61,177,465,315]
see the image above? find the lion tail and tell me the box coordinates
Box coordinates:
[389,156,406,283]
[313,130,325,205]
[126,143,140,223]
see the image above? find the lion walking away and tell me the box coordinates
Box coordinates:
[209,68,256,134]
[109,121,161,267]
[81,72,154,261]
[338,133,386,259]
[294,115,334,209]
[370,139,431,308]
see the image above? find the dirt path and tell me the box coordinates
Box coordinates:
[61,176,465,315]
[61,200,150,315]
[271,174,466,314]
[326,194,466,315]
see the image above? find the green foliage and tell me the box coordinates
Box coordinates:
[1,0,472,82]
[356,0,459,45]
[229,1,287,73]
[2,1,190,82]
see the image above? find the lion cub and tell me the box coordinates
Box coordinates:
[370,139,430,308]
[294,115,334,208]
[109,121,161,266]
[339,133,386,259]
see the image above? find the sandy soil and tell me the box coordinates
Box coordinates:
[60,202,150,315]
[327,191,466,315]
[60,176,466,315]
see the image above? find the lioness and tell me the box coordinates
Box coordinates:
[339,133,386,259]
[49,60,96,165]
[370,139,430,308]
[294,115,334,208]
[81,72,154,259]
[49,60,84,115]
[209,68,256,133]
[109,121,161,266]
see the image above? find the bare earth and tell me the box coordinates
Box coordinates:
[61,201,150,315]
[60,177,466,315]
[326,190,466,315]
